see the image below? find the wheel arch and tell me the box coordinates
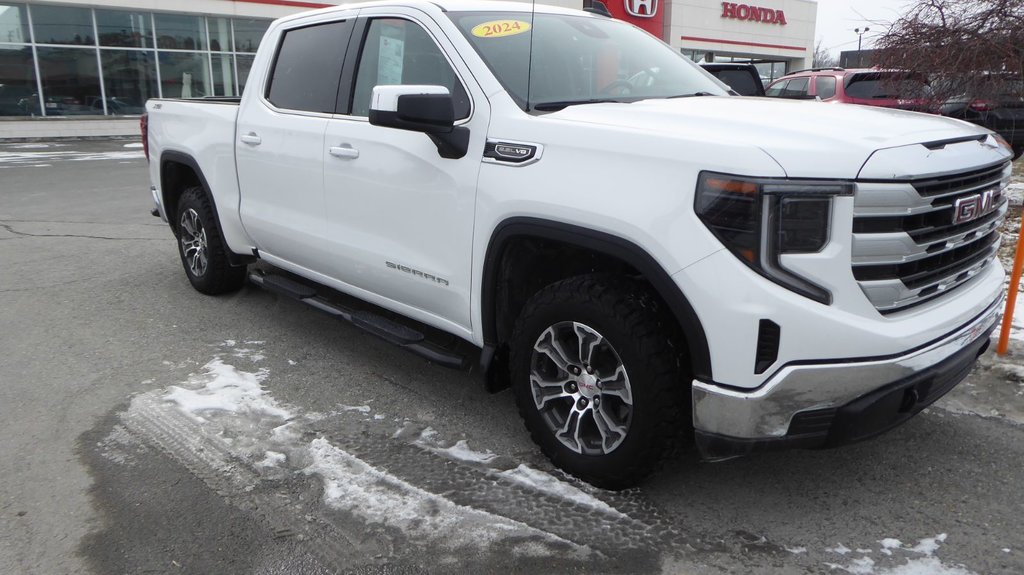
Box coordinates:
[480,217,712,385]
[159,150,253,267]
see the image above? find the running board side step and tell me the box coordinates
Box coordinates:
[249,272,466,369]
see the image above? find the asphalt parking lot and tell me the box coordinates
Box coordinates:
[1,138,1023,575]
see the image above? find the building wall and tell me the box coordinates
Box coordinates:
[671,0,816,70]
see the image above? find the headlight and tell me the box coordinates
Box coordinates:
[695,172,853,304]
[991,133,1012,154]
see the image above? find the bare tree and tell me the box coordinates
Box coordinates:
[873,0,1024,102]
[812,40,837,69]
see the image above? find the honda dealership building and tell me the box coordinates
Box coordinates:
[0,0,815,122]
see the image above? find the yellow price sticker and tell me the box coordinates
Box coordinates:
[471,20,531,38]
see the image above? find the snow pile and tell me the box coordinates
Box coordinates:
[255,451,286,468]
[303,438,579,551]
[498,464,627,518]
[164,358,291,420]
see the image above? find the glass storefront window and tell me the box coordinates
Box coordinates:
[236,54,254,94]
[159,52,210,98]
[31,5,94,46]
[232,19,268,53]
[36,47,101,115]
[5,7,271,115]
[0,4,29,44]
[154,14,204,51]
[95,9,152,48]
[0,45,35,116]
[211,53,235,96]
[207,17,232,52]
[101,49,156,114]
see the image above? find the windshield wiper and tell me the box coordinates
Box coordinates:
[665,91,718,99]
[531,98,624,111]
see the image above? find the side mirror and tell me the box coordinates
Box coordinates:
[369,85,454,134]
[368,85,469,159]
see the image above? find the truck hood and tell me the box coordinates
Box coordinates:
[546,96,992,178]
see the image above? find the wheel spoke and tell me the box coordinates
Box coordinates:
[591,404,627,453]
[573,322,603,366]
[531,377,573,409]
[534,327,574,372]
[555,409,584,453]
[600,365,633,405]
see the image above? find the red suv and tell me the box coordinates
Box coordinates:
[765,68,935,112]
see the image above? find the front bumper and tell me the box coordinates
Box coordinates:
[691,295,1001,459]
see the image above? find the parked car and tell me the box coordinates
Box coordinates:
[766,67,934,112]
[700,63,765,96]
[144,0,1012,488]
[940,77,1023,160]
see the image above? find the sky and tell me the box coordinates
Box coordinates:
[815,0,914,58]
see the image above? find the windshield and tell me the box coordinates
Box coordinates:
[448,11,729,111]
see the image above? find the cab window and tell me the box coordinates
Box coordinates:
[350,18,470,119]
[266,20,352,113]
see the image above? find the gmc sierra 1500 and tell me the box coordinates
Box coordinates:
[144,0,1013,488]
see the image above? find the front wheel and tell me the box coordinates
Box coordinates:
[510,275,690,489]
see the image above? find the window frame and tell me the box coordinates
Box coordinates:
[261,16,355,117]
[334,13,474,124]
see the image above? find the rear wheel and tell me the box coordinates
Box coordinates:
[175,186,246,295]
[510,274,690,489]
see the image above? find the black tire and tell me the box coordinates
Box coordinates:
[509,274,690,490]
[175,186,247,295]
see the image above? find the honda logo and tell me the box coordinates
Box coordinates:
[625,0,658,18]
[951,188,997,224]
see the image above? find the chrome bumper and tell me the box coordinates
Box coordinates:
[692,296,1002,441]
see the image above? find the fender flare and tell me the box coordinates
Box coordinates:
[159,150,253,267]
[480,217,713,380]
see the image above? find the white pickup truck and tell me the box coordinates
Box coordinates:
[143,0,1013,488]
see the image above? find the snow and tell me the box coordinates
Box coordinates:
[164,358,291,420]
[122,142,144,148]
[303,438,584,552]
[824,534,974,575]
[880,538,903,556]
[909,533,947,555]
[1006,182,1024,205]
[339,404,371,413]
[255,451,286,468]
[828,543,853,555]
[880,558,973,575]
[498,465,627,518]
[9,143,50,149]
[826,556,875,574]
[430,439,498,464]
[786,546,807,554]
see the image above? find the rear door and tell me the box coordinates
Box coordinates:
[320,9,489,332]
[236,17,354,266]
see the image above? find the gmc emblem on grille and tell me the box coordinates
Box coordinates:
[952,189,997,224]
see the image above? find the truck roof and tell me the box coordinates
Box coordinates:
[276,0,589,24]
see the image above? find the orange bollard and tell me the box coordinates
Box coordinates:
[997,206,1024,355]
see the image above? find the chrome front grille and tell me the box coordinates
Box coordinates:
[852,161,1011,314]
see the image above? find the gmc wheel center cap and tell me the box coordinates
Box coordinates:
[577,373,600,398]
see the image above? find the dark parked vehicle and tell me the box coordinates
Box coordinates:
[765,67,934,112]
[700,62,765,96]
[940,78,1023,160]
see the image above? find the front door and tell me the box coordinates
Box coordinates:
[322,12,488,333]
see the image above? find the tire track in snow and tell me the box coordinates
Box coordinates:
[116,352,621,571]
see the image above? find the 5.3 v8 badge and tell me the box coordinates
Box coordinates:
[951,188,998,224]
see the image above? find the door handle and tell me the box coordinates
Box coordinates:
[329,145,360,159]
[240,132,262,146]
